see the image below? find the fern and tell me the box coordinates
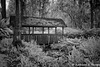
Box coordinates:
[0,18,13,40]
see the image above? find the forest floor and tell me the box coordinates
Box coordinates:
[0,27,100,67]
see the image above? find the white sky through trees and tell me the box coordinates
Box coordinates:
[6,0,10,10]
[6,0,58,10]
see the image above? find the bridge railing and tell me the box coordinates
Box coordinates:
[20,25,65,44]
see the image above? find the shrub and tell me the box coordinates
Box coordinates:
[68,36,100,65]
[1,33,100,67]
[80,37,100,63]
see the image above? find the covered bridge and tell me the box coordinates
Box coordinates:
[10,16,67,45]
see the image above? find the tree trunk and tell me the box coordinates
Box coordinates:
[90,0,94,28]
[1,0,6,19]
[13,0,22,48]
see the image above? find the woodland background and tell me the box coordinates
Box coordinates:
[0,0,100,67]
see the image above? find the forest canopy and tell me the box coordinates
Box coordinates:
[7,0,93,29]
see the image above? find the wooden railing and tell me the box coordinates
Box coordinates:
[20,25,65,44]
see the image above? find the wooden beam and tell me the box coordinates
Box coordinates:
[22,25,66,27]
[55,27,57,34]
[48,27,49,34]
[47,27,50,45]
[42,27,44,34]
[55,27,57,43]
[62,27,64,38]
[32,27,34,34]
[29,27,30,34]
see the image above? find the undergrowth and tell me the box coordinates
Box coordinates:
[0,36,100,67]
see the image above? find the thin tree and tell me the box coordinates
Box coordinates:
[13,0,22,49]
[1,0,6,19]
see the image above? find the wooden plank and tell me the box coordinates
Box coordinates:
[21,34,62,36]
[22,25,66,27]
[36,35,37,44]
[29,27,30,41]
[48,35,50,45]
[11,34,64,36]
[62,27,64,38]
[48,27,49,34]
[48,27,50,45]
[55,27,57,34]
[55,27,57,43]
[42,27,44,34]
[22,16,64,21]
[29,27,30,34]
[22,16,67,26]
[32,27,34,34]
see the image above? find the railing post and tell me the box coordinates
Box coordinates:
[29,27,30,42]
[42,27,44,34]
[55,27,57,43]
[62,27,64,38]
[55,27,57,34]
[29,27,30,34]
[32,27,34,34]
[48,27,50,45]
